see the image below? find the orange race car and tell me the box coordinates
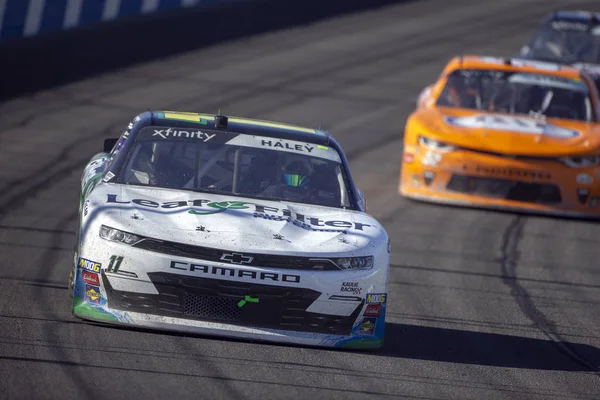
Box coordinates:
[399,55,600,218]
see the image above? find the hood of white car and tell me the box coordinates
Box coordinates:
[84,184,387,256]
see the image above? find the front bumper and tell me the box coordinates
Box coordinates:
[71,241,388,349]
[399,146,600,218]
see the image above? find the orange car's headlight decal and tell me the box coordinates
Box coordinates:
[418,136,456,153]
[558,155,600,168]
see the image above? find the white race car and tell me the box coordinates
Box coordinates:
[70,111,390,349]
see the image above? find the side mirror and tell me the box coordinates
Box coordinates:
[103,138,118,153]
[356,189,368,212]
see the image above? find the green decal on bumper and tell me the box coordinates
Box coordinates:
[339,337,384,350]
[73,298,118,322]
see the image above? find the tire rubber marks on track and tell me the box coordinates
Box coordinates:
[500,216,600,373]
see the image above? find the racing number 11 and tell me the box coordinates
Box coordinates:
[107,255,124,272]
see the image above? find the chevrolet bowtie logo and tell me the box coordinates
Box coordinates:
[220,252,254,264]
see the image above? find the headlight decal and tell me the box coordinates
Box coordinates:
[558,155,600,168]
[333,256,374,270]
[418,136,456,153]
[99,225,376,271]
[100,225,143,245]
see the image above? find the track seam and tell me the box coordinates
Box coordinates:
[500,216,600,374]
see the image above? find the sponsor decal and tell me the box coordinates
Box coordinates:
[480,56,505,64]
[106,195,372,231]
[445,114,579,138]
[359,318,376,335]
[253,212,350,233]
[473,166,550,180]
[221,253,253,265]
[85,284,101,304]
[261,139,314,153]
[589,196,600,208]
[103,171,115,182]
[340,281,362,295]
[81,156,108,201]
[125,115,142,131]
[366,293,387,304]
[577,188,590,204]
[237,295,259,308]
[364,304,381,317]
[509,59,562,71]
[152,128,216,142]
[82,158,106,182]
[411,175,420,188]
[225,134,338,162]
[188,201,250,215]
[83,200,89,217]
[81,270,100,286]
[423,171,435,186]
[170,261,301,283]
[106,255,124,273]
[577,173,594,185]
[551,20,589,31]
[103,255,137,277]
[403,152,415,163]
[78,257,101,273]
[158,111,210,125]
[422,150,441,167]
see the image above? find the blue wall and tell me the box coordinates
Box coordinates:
[0,0,248,41]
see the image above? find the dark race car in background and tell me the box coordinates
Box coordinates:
[518,10,600,90]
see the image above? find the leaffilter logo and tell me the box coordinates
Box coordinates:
[188,201,251,215]
[237,295,259,308]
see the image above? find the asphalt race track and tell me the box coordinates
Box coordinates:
[2,0,600,398]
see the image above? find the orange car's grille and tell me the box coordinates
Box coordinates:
[458,146,558,163]
[447,175,562,204]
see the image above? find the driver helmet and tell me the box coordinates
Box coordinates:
[135,141,173,186]
[446,75,479,108]
[280,156,312,190]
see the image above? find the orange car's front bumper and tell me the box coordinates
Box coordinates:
[398,145,600,219]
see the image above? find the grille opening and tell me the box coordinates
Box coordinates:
[447,175,561,204]
[102,272,361,335]
[183,294,242,321]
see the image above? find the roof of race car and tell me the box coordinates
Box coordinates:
[144,110,332,146]
[442,55,583,79]
[543,10,600,25]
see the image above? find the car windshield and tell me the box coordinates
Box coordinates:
[116,127,352,208]
[522,24,600,65]
[436,69,593,121]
